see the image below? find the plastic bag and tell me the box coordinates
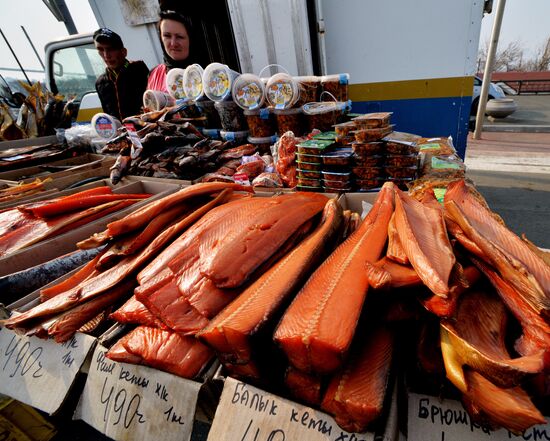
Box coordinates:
[64,124,96,148]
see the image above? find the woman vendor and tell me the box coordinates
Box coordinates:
[147,10,206,92]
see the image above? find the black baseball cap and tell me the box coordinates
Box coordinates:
[93,28,124,49]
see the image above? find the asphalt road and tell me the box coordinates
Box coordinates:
[465,95,550,248]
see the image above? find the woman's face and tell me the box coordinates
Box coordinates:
[160,19,190,61]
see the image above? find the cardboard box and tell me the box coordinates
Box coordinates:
[0,179,182,276]
[338,192,380,215]
[0,135,58,151]
[73,323,218,441]
[0,394,57,441]
[207,377,398,441]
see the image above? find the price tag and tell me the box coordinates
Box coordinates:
[207,377,374,441]
[0,328,96,414]
[408,393,550,441]
[75,344,201,441]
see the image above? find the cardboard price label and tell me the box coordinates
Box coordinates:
[0,328,96,414]
[75,345,201,441]
[208,377,374,441]
[407,393,550,441]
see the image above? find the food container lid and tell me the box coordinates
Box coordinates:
[266,73,299,109]
[247,135,278,144]
[352,112,393,122]
[296,160,321,167]
[220,130,249,141]
[312,131,337,140]
[183,64,205,101]
[321,73,350,84]
[166,67,187,100]
[91,112,121,139]
[232,73,266,110]
[294,75,321,83]
[321,147,353,159]
[203,62,240,101]
[322,171,351,177]
[302,101,349,115]
[383,131,421,143]
[296,139,334,150]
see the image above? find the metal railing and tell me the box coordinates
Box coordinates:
[501,79,550,95]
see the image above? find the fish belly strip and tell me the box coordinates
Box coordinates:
[472,257,550,359]
[366,257,421,289]
[110,295,169,329]
[386,212,408,264]
[47,279,134,343]
[463,370,545,434]
[27,193,149,218]
[394,189,455,297]
[107,182,251,237]
[20,186,113,213]
[40,251,105,301]
[0,209,33,237]
[442,290,544,388]
[106,326,214,379]
[273,183,394,374]
[137,191,242,284]
[285,367,322,406]
[321,327,394,433]
[201,193,328,288]
[137,279,209,334]
[446,180,550,299]
[198,199,342,364]
[447,200,550,317]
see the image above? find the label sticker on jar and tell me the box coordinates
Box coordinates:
[207,68,230,99]
[234,82,263,109]
[185,70,203,99]
[268,83,294,109]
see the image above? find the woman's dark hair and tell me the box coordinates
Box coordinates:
[158,10,208,70]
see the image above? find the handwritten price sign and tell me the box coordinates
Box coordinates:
[75,345,201,441]
[207,378,375,441]
[0,328,96,414]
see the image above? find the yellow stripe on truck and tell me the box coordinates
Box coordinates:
[349,76,474,102]
[76,107,103,123]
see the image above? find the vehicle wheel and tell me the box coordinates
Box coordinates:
[470,96,494,116]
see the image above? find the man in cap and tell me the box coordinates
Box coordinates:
[94,28,149,120]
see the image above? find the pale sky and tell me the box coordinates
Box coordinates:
[1,0,549,83]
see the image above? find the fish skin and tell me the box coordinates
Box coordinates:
[0,247,101,303]
[199,193,329,288]
[197,199,343,365]
[273,183,395,374]
[462,369,546,434]
[394,188,455,297]
[441,289,544,389]
[321,326,394,433]
[106,325,214,379]
[445,179,550,317]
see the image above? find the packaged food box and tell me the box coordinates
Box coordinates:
[353,153,384,167]
[383,131,422,143]
[387,176,414,190]
[335,135,355,145]
[320,73,350,101]
[294,75,321,107]
[296,153,322,164]
[323,184,352,192]
[244,108,276,137]
[351,141,385,156]
[296,185,322,192]
[312,131,338,141]
[333,121,357,136]
[274,107,305,136]
[297,177,322,187]
[385,165,418,179]
[353,125,393,143]
[296,160,322,171]
[352,166,384,179]
[356,177,384,190]
[321,170,351,183]
[352,112,393,128]
[296,138,334,155]
[214,100,247,131]
[297,169,322,179]
[321,148,353,166]
[385,140,419,155]
[321,178,350,190]
[385,154,419,167]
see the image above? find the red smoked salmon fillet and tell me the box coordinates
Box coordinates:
[110,295,169,329]
[386,212,408,264]
[321,326,394,433]
[285,367,322,406]
[273,182,395,374]
[106,326,214,379]
[394,188,455,297]
[445,179,550,318]
[197,199,343,364]
[365,257,421,289]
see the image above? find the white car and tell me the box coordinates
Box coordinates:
[471,76,506,115]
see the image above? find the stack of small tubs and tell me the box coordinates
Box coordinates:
[383,132,421,189]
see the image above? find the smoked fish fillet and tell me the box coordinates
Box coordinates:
[110,295,169,329]
[441,289,544,389]
[365,257,421,289]
[197,199,343,364]
[386,212,408,264]
[321,326,394,433]
[394,188,455,297]
[445,179,550,318]
[106,326,214,379]
[273,182,395,374]
[285,367,322,406]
